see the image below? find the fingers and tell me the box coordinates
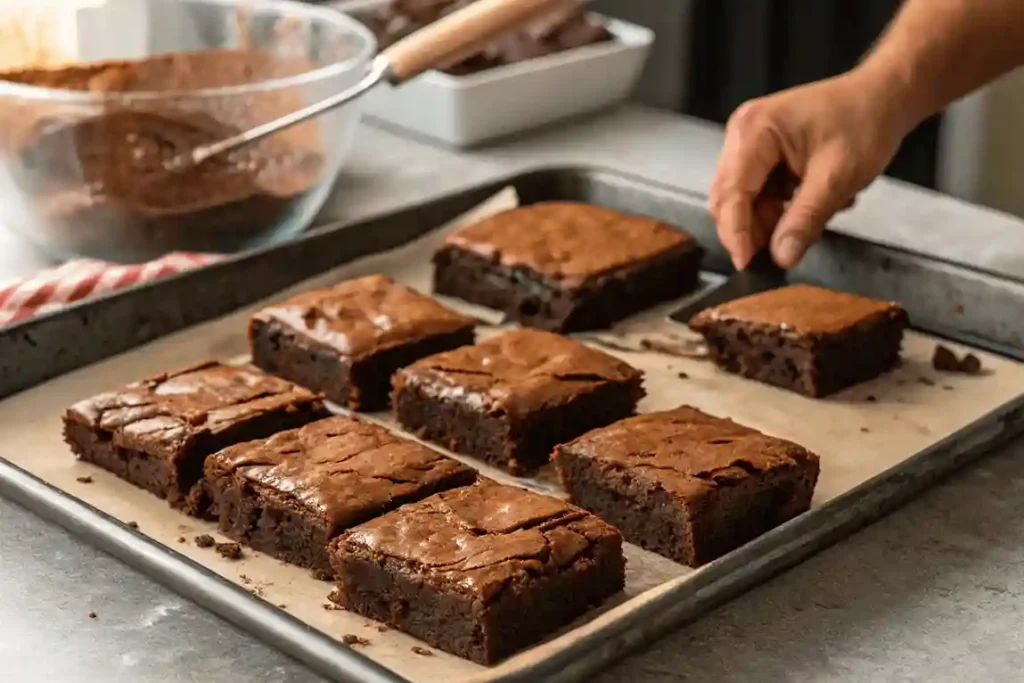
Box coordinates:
[770,154,854,268]
[710,101,784,270]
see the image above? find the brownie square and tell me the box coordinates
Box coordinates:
[554,406,820,567]
[392,329,645,475]
[433,202,704,332]
[202,416,476,575]
[63,362,328,513]
[329,480,625,663]
[249,274,476,411]
[689,284,908,398]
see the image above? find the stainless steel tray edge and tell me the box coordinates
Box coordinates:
[0,461,408,683]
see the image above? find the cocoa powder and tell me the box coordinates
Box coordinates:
[0,49,325,260]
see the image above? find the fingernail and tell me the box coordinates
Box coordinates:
[773,235,804,268]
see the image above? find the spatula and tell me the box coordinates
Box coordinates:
[669,165,797,323]
[170,0,580,169]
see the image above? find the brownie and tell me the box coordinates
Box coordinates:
[63,362,328,513]
[433,202,704,332]
[249,275,476,411]
[392,329,645,475]
[328,480,625,663]
[554,406,820,566]
[689,284,908,398]
[202,416,476,575]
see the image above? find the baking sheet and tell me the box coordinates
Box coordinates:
[2,187,1024,683]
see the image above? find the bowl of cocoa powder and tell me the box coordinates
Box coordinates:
[0,0,375,262]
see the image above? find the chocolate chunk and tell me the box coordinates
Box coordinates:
[960,353,982,375]
[932,344,961,371]
[215,542,244,560]
[194,534,216,548]
[932,344,984,374]
[342,634,370,647]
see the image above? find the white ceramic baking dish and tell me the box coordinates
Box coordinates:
[335,1,654,147]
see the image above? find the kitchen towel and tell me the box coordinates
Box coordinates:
[0,252,223,327]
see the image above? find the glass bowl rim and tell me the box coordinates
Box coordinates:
[0,0,377,104]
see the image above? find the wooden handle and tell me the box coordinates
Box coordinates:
[383,0,580,83]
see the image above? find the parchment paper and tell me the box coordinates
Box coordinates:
[1,188,1022,682]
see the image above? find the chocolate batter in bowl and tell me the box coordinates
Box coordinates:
[0,0,376,262]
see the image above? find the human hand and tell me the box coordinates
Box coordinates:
[708,71,911,269]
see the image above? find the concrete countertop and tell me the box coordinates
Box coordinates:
[3,106,1024,682]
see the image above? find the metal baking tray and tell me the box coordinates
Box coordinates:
[3,167,1024,683]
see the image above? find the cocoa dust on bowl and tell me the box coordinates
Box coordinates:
[0,0,376,263]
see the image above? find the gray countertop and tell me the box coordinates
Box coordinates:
[4,106,1024,682]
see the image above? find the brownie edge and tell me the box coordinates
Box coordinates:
[328,480,626,663]
[555,406,820,566]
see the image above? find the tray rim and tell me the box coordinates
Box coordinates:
[4,163,1024,682]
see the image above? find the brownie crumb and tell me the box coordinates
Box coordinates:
[249,586,265,598]
[177,536,187,544]
[376,625,389,633]
[639,338,709,359]
[75,475,94,484]
[943,385,955,391]
[278,603,287,609]
[215,542,243,560]
[960,353,982,374]
[677,371,689,379]
[194,534,216,548]
[411,646,434,657]
[860,427,870,433]
[866,395,877,403]
[87,611,97,619]
[238,574,252,585]
[933,344,984,374]
[126,521,139,529]
[917,377,936,387]
[342,634,370,647]
[322,602,343,611]
[312,568,334,582]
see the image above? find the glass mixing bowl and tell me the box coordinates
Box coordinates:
[0,0,375,262]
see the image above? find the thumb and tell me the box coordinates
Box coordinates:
[770,159,852,268]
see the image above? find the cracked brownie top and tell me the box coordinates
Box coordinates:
[442,202,696,285]
[559,406,820,501]
[64,361,323,459]
[250,275,476,359]
[204,415,476,532]
[332,479,621,602]
[393,329,644,417]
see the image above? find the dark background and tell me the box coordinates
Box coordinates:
[683,0,941,189]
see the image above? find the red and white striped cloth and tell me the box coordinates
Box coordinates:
[0,252,224,327]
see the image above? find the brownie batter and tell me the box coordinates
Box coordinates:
[0,49,325,260]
